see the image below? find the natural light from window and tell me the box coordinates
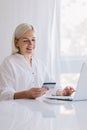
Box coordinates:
[60,0,87,88]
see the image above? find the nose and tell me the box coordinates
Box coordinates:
[28,40,33,45]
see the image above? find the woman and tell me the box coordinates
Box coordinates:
[0,23,74,100]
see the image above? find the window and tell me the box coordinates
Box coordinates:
[60,0,87,88]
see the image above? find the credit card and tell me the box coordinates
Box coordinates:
[42,82,56,89]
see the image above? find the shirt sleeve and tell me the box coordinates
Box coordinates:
[0,87,15,100]
[0,59,16,100]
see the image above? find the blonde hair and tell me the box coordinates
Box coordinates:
[12,23,35,54]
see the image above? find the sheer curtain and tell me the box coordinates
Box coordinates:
[0,0,87,88]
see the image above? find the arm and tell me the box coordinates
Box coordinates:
[14,90,27,99]
[14,88,48,99]
[0,60,16,100]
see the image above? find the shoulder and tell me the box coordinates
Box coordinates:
[1,55,13,65]
[3,53,24,63]
[0,54,25,74]
[1,54,16,64]
[0,54,22,68]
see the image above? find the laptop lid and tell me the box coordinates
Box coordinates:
[74,62,87,101]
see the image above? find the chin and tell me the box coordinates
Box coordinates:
[26,52,33,56]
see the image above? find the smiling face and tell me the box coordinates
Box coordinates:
[15,30,36,57]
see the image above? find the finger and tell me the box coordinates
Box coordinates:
[33,92,44,98]
[70,87,75,92]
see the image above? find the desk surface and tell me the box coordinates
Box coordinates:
[0,97,87,130]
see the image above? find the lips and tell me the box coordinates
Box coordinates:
[26,48,32,50]
[26,48,33,53]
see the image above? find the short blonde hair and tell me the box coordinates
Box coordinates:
[12,23,35,54]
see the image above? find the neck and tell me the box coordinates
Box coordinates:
[24,55,32,66]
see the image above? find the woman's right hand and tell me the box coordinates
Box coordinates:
[25,88,48,99]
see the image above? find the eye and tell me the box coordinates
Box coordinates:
[32,39,36,42]
[23,39,29,42]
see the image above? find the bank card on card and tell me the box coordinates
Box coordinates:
[42,82,56,89]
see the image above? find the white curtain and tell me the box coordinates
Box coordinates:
[0,0,87,88]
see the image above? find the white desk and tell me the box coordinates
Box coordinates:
[0,97,87,130]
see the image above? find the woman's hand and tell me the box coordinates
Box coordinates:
[25,88,48,99]
[56,86,75,96]
[14,87,48,99]
[62,86,75,96]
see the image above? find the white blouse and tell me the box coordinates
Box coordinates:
[0,54,54,100]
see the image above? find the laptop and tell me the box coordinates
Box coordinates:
[45,62,87,101]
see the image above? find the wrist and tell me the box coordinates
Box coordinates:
[14,90,28,99]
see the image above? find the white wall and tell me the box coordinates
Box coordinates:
[0,1,39,62]
[0,0,37,63]
[0,0,56,65]
[0,0,13,63]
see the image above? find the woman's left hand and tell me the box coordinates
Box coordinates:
[62,86,75,96]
